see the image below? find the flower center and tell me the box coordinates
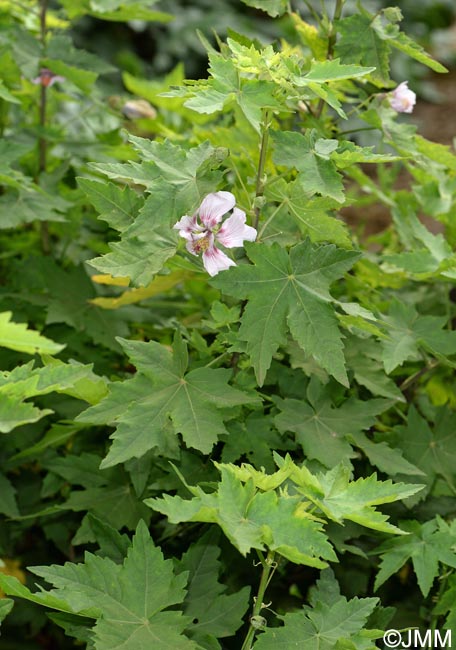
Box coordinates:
[192,234,211,253]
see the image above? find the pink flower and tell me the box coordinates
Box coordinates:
[32,69,65,88]
[174,191,257,276]
[390,81,416,114]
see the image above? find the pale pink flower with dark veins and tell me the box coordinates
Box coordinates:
[390,81,416,114]
[32,68,65,87]
[174,191,257,276]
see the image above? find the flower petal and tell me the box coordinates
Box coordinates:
[173,215,200,240]
[202,245,236,276]
[217,208,257,248]
[47,75,65,87]
[198,191,235,229]
[186,239,199,256]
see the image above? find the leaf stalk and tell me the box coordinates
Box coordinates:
[253,109,271,231]
[241,549,276,650]
[38,0,50,254]
[316,0,345,118]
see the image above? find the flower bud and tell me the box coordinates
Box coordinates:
[121,99,157,120]
[390,81,416,114]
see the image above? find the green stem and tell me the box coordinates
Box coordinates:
[38,83,47,174]
[316,0,345,118]
[301,0,321,24]
[338,126,376,136]
[328,0,345,58]
[38,0,50,254]
[319,0,328,20]
[392,405,407,424]
[399,360,440,392]
[0,99,7,138]
[253,110,271,231]
[241,550,276,650]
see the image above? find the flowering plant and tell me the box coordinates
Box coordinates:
[0,0,455,649]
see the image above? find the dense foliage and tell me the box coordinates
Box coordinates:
[0,0,455,648]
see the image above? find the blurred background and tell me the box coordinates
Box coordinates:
[73,0,456,81]
[71,0,456,236]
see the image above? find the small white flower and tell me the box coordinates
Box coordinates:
[174,191,257,276]
[390,81,416,114]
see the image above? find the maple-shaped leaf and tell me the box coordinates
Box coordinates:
[77,335,257,465]
[275,377,390,468]
[391,406,456,493]
[381,301,456,373]
[254,568,379,649]
[348,433,424,479]
[275,374,419,477]
[368,8,447,74]
[335,13,390,84]
[89,139,227,283]
[222,413,292,473]
[42,34,114,92]
[375,517,456,596]
[344,336,405,401]
[272,130,345,202]
[0,361,100,433]
[2,521,197,649]
[126,136,227,214]
[30,452,150,534]
[88,182,179,286]
[264,179,350,246]
[148,465,336,568]
[177,535,250,644]
[212,240,361,386]
[63,480,151,534]
[78,177,141,232]
[0,187,70,228]
[387,208,456,280]
[291,462,423,534]
[185,54,283,132]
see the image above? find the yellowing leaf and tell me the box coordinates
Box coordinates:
[91,274,130,287]
[0,312,65,356]
[291,13,327,60]
[91,272,189,309]
[0,559,26,598]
